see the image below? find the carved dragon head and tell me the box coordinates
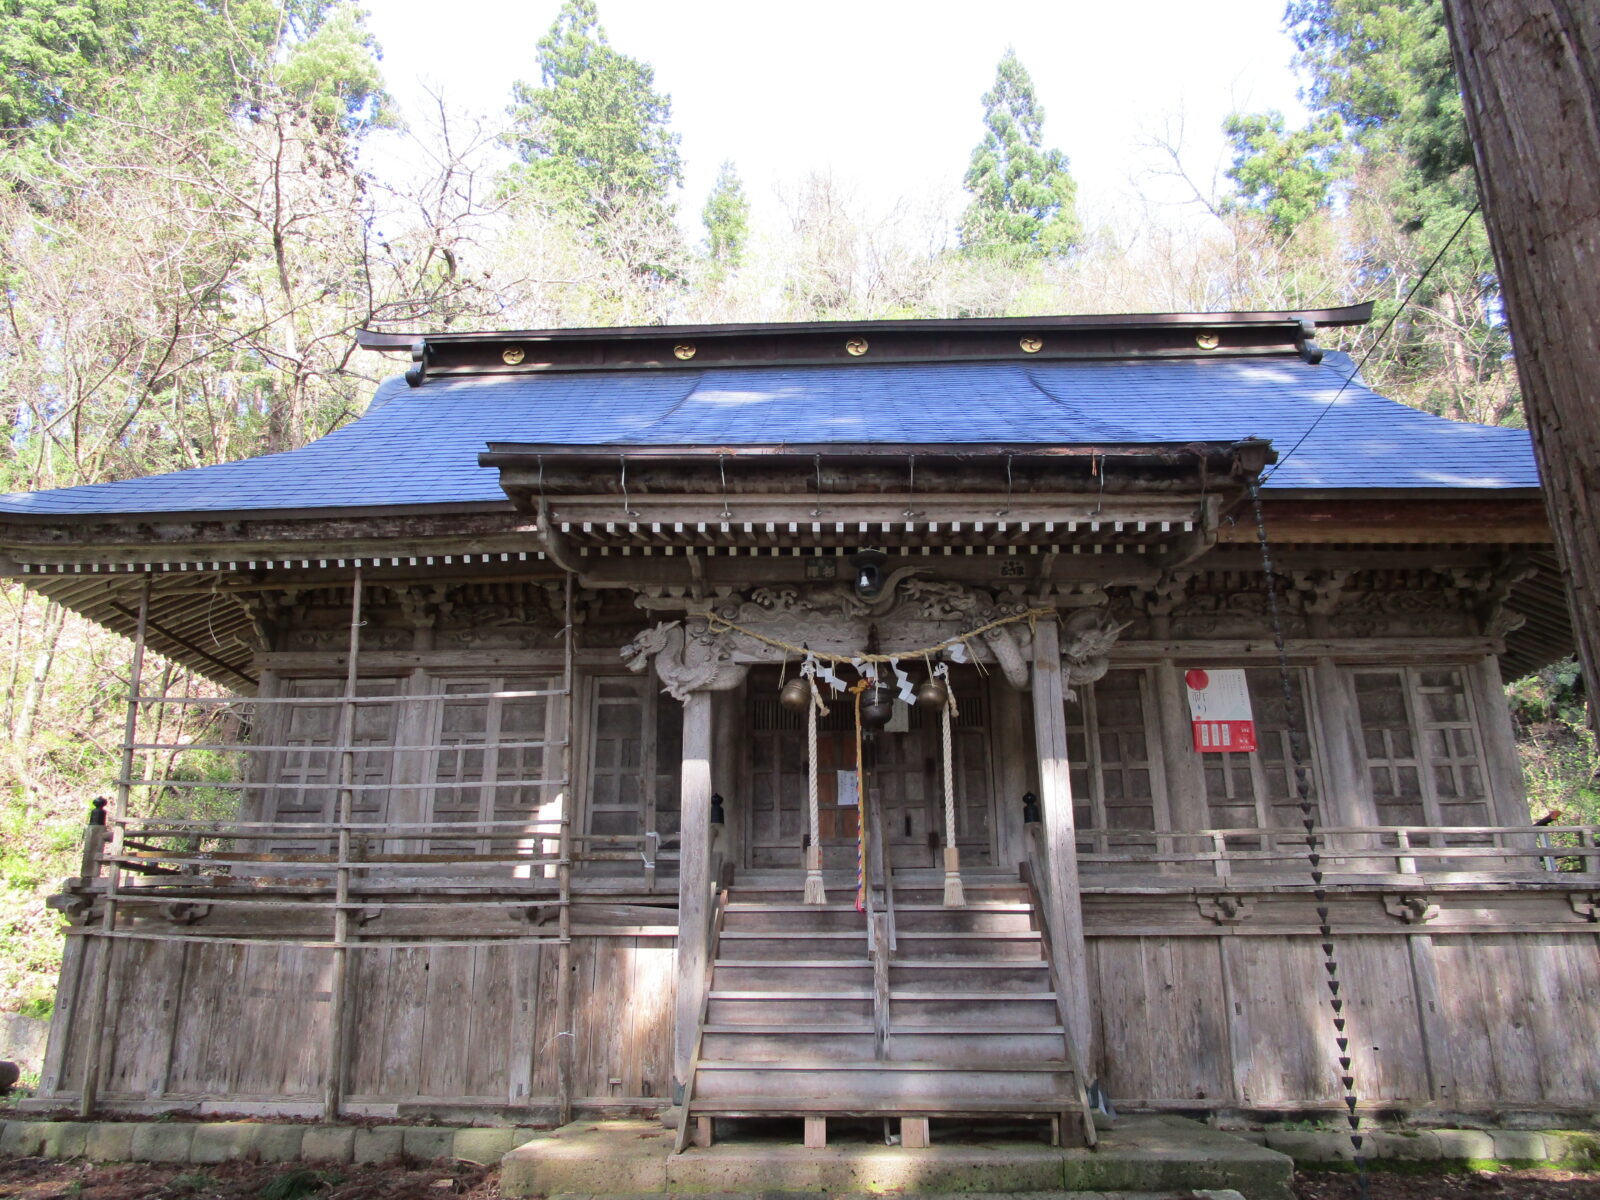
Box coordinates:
[621,620,679,673]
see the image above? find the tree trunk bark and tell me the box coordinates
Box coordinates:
[1441,0,1600,729]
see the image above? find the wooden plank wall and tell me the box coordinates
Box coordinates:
[47,934,675,1109]
[38,904,1598,1113]
[1089,924,1600,1111]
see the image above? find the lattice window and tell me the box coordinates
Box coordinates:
[1202,668,1323,835]
[271,677,401,827]
[1353,666,1490,830]
[429,674,560,854]
[1066,670,1161,849]
[586,676,652,838]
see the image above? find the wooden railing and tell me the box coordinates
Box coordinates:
[1071,823,1600,880]
[1021,823,1097,1149]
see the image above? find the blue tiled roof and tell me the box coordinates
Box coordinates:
[0,351,1539,517]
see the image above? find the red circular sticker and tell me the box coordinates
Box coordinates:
[1185,669,1210,691]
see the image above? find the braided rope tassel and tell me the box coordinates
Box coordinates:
[939,666,965,907]
[802,664,826,905]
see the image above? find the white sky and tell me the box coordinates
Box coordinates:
[360,0,1309,241]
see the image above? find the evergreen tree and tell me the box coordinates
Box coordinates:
[1221,111,1345,235]
[701,161,749,279]
[959,49,1081,258]
[504,0,683,226]
[1223,0,1515,428]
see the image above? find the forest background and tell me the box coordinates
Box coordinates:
[0,0,1594,1022]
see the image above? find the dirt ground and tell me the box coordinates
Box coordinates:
[0,1156,498,1199]
[1292,1168,1600,1200]
[4,1156,1600,1200]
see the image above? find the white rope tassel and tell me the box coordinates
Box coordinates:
[940,667,964,907]
[803,662,826,905]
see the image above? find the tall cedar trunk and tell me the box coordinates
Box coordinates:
[1441,0,1600,730]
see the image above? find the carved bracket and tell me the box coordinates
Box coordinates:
[1061,607,1131,687]
[1568,893,1600,922]
[1383,893,1440,924]
[1196,894,1254,925]
[47,891,93,924]
[518,903,560,926]
[621,618,748,701]
[159,901,211,925]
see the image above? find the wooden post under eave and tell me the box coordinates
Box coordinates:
[79,577,151,1117]
[674,690,714,1093]
[1028,616,1095,1074]
[324,568,363,1121]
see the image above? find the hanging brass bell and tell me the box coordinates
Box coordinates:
[915,677,950,710]
[779,676,813,713]
[861,684,897,729]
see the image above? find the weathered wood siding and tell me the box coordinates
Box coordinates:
[40,889,1597,1114]
[43,934,675,1109]
[1085,892,1600,1112]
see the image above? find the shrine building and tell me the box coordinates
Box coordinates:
[0,306,1594,1145]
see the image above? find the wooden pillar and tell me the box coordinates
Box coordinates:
[1309,659,1378,830]
[674,689,714,1092]
[1028,616,1094,1072]
[1469,655,1531,826]
[991,680,1031,869]
[1153,661,1208,832]
[79,577,149,1116]
[324,569,363,1121]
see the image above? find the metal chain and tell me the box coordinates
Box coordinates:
[1251,481,1370,1199]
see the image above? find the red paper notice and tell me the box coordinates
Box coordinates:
[1184,668,1258,753]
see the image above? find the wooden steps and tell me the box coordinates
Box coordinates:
[679,872,1092,1148]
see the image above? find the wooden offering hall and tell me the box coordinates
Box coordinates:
[2,307,1596,1144]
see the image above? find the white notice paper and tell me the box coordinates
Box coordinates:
[835,770,859,808]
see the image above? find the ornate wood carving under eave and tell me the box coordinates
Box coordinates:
[46,891,93,924]
[1196,894,1255,924]
[1060,608,1131,687]
[1382,893,1441,924]
[621,619,749,701]
[159,901,211,925]
[619,577,1071,695]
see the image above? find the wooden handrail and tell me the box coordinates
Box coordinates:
[1022,822,1097,1150]
[674,861,731,1154]
[865,789,896,953]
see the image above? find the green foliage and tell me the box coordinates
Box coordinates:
[504,0,683,224]
[959,48,1081,259]
[1223,110,1345,234]
[1509,660,1598,832]
[701,161,749,279]
[1287,0,1470,202]
[277,3,396,137]
[1220,0,1516,428]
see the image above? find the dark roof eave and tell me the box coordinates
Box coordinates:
[359,303,1375,350]
[479,439,1270,467]
[0,498,516,528]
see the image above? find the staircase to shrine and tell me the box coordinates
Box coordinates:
[677,870,1096,1149]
